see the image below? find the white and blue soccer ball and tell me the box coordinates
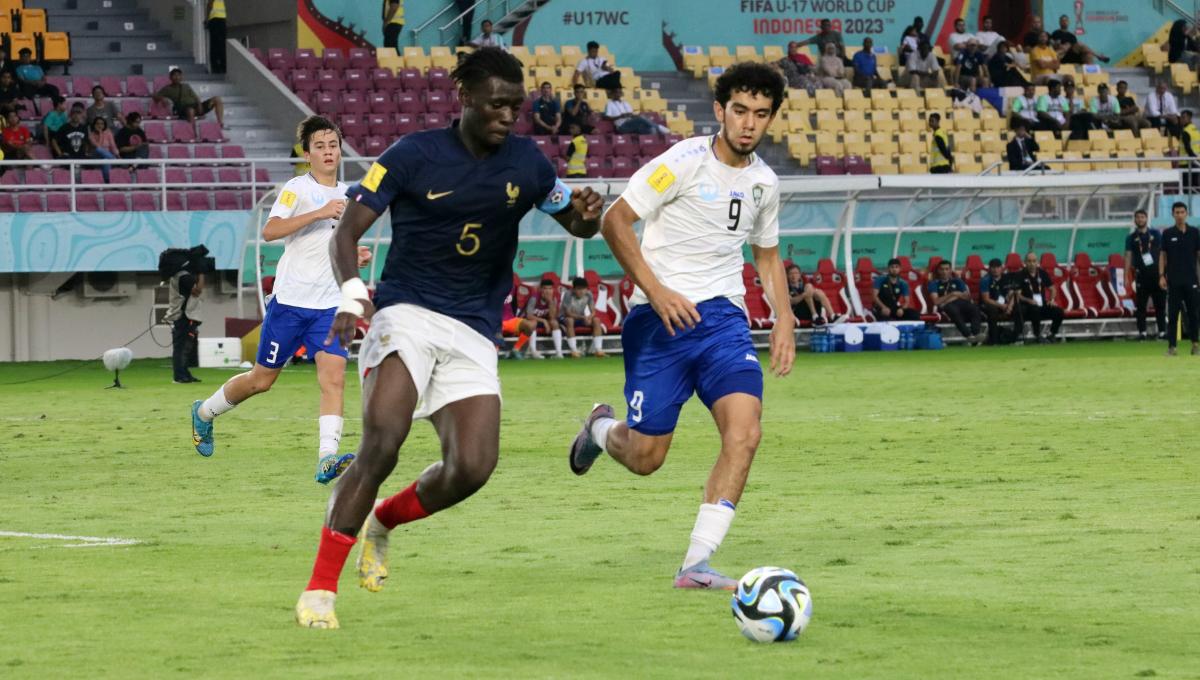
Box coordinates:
[730,567,812,643]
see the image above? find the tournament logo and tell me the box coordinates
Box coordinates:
[752,184,764,207]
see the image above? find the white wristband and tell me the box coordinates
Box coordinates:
[338,278,370,317]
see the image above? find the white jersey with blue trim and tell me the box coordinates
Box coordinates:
[616,135,780,308]
[267,173,349,309]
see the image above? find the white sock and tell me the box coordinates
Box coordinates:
[589,416,617,451]
[318,415,343,459]
[591,335,602,352]
[529,331,540,355]
[681,501,736,571]
[552,328,564,356]
[568,336,579,353]
[198,385,235,422]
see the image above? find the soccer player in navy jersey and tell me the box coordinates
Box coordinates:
[295,48,604,628]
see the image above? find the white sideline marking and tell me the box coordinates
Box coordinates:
[0,531,141,548]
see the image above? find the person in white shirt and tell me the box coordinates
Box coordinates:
[603,86,669,135]
[947,18,974,58]
[468,19,505,50]
[905,41,945,93]
[190,115,371,484]
[1009,83,1040,128]
[974,15,1004,57]
[1035,78,1069,132]
[573,40,621,89]
[569,62,794,591]
[1146,81,1181,135]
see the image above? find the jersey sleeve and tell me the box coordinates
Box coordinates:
[345,138,414,214]
[898,280,910,296]
[533,152,572,215]
[268,178,303,220]
[620,146,690,220]
[749,181,780,248]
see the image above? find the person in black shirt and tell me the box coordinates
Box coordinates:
[0,71,21,107]
[980,258,1019,344]
[115,111,150,159]
[1050,14,1109,64]
[560,83,593,134]
[1007,121,1039,171]
[1124,210,1166,339]
[872,258,920,320]
[1158,201,1200,355]
[1017,252,1065,342]
[1114,80,1149,135]
[52,104,89,160]
[787,264,831,325]
[988,41,1029,88]
[928,261,984,344]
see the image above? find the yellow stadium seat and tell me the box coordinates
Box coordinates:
[403,46,426,60]
[429,45,451,58]
[1112,128,1134,140]
[763,45,784,62]
[376,47,402,72]
[783,110,811,132]
[870,135,898,157]
[898,134,923,156]
[899,116,924,133]
[787,134,814,164]
[1142,44,1167,74]
[816,139,844,157]
[709,45,730,57]
[0,14,11,33]
[735,45,760,62]
[953,116,980,133]
[956,138,981,155]
[1116,137,1141,155]
[1066,138,1091,154]
[509,45,531,61]
[682,47,708,78]
[0,0,22,12]
[899,156,926,174]
[872,159,900,175]
[18,8,45,33]
[815,110,843,132]
[1082,67,1109,87]
[787,88,812,110]
[871,115,899,134]
[843,89,868,111]
[710,53,735,68]
[1171,63,1197,94]
[924,90,951,110]
[846,140,871,157]
[843,110,868,132]
[870,90,897,112]
[430,54,456,70]
[980,115,1006,132]
[404,54,431,71]
[814,89,840,110]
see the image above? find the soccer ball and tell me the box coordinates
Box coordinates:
[730,567,812,642]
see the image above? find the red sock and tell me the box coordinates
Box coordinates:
[514,333,530,351]
[305,526,356,593]
[373,481,431,530]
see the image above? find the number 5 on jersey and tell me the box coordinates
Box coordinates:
[457,222,482,256]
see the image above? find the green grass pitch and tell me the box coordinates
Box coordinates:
[0,343,1197,679]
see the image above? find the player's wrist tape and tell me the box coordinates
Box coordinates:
[338,278,370,317]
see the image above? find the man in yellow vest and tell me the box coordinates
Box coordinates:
[206,0,227,75]
[928,112,953,174]
[383,1,404,50]
[565,122,587,177]
[1180,109,1198,190]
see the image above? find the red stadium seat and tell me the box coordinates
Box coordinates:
[349,48,376,70]
[1071,253,1123,318]
[101,192,129,211]
[611,134,635,158]
[99,76,124,97]
[193,145,218,161]
[852,257,878,309]
[17,193,43,212]
[191,168,216,185]
[1004,252,1023,272]
[135,168,162,184]
[184,191,211,210]
[75,193,101,212]
[322,48,347,71]
[130,192,159,211]
[0,194,13,212]
[143,121,169,144]
[961,254,986,301]
[1044,259,1087,318]
[71,76,94,97]
[171,121,197,143]
[125,76,150,97]
[109,168,133,185]
[267,48,294,71]
[1039,252,1059,271]
[344,69,371,92]
[813,258,851,317]
[845,155,871,175]
[904,267,940,321]
[165,168,187,185]
[148,98,174,120]
[815,155,844,175]
[197,121,225,143]
[46,193,72,212]
[295,48,320,71]
[214,191,240,210]
[80,169,105,186]
[370,67,400,92]
[1105,253,1137,315]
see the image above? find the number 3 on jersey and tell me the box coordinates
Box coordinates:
[457,222,482,256]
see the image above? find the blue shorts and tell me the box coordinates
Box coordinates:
[621,297,763,436]
[255,298,347,369]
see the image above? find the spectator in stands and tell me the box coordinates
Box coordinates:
[0,47,15,80]
[1029,32,1060,84]
[561,277,607,358]
[1007,120,1039,171]
[88,116,119,183]
[0,71,19,107]
[1016,252,1064,343]
[928,113,952,174]
[470,20,506,50]
[573,41,621,90]
[564,123,587,177]
[954,39,989,89]
[947,18,974,60]
[0,109,32,160]
[898,25,920,66]
[1051,14,1109,64]
[560,83,593,134]
[153,67,226,128]
[531,81,561,135]
[1063,79,1095,140]
[776,41,816,90]
[980,258,1018,345]
[1124,209,1166,340]
[799,19,846,63]
[1022,15,1045,50]
[975,16,1004,58]
[1090,83,1123,131]
[206,0,227,75]
[52,103,89,160]
[87,85,125,130]
[928,260,984,344]
[989,41,1029,88]
[603,87,668,135]
[1167,19,1200,69]
[1159,202,1200,355]
[40,95,67,147]
[904,42,945,93]
[911,16,929,45]
[116,111,150,160]
[1010,83,1039,129]
[851,37,886,91]
[816,42,851,95]
[14,48,60,105]
[787,264,831,325]
[1181,110,1199,189]
[1146,81,1181,136]
[524,278,564,359]
[871,258,920,320]
[1035,79,1067,133]
[1114,80,1150,135]
[382,0,404,50]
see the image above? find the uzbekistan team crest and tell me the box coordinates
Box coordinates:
[752,184,764,207]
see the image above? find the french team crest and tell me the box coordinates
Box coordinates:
[752,184,764,207]
[506,182,520,207]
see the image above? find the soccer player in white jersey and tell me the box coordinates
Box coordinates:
[190,115,371,484]
[569,63,795,590]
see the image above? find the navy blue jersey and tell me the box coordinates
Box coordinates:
[347,126,572,339]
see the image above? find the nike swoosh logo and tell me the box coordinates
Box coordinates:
[426,190,453,200]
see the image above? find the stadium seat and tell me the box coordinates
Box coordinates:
[79,169,104,186]
[46,193,71,212]
[1071,253,1123,318]
[961,254,986,301]
[101,192,129,211]
[130,192,159,211]
[171,121,197,143]
[813,258,851,318]
[109,168,133,186]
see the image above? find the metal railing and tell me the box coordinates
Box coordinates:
[979,155,1200,187]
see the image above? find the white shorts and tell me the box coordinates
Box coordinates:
[357,303,501,419]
